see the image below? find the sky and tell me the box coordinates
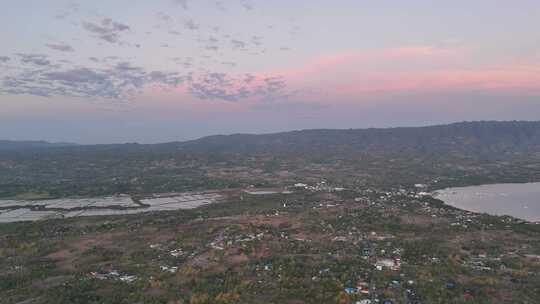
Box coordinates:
[1,0,540,144]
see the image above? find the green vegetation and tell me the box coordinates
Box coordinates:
[1,189,539,303]
[1,121,540,303]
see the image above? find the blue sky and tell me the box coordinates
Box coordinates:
[1,0,540,143]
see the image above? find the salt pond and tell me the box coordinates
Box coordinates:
[0,192,222,223]
[435,182,540,222]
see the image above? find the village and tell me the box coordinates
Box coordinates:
[2,181,533,303]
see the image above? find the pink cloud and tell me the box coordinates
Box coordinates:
[273,46,465,78]
[269,46,540,101]
[146,45,540,106]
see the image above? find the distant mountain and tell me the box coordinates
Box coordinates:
[0,140,78,150]
[163,120,540,159]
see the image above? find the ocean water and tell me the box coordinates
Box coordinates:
[435,182,540,222]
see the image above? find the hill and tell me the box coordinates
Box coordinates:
[1,121,540,198]
[0,140,77,150]
[169,120,540,158]
[2,124,540,303]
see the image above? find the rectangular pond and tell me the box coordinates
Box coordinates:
[0,192,222,223]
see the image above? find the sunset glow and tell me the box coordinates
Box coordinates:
[1,0,540,143]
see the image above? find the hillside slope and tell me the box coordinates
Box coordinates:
[2,121,540,198]
[169,121,540,159]
[0,140,77,150]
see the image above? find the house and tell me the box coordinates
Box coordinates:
[356,281,370,294]
[362,247,375,258]
[170,248,184,257]
[375,258,401,271]
[332,236,348,242]
[119,275,137,283]
[161,265,178,273]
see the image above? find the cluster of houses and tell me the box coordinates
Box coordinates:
[148,244,186,273]
[343,280,372,296]
[292,181,346,192]
[149,243,188,258]
[209,231,265,251]
[160,265,178,273]
[344,277,419,304]
[449,213,479,229]
[169,248,185,257]
[88,269,137,283]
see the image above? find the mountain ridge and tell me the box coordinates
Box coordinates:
[3,120,539,148]
[0,140,78,150]
[3,121,540,159]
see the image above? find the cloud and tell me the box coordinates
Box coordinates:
[244,74,255,83]
[54,3,80,20]
[251,36,263,47]
[183,19,199,31]
[171,57,194,68]
[188,72,292,102]
[156,12,171,21]
[231,39,247,50]
[82,18,131,44]
[174,0,189,10]
[228,36,263,52]
[0,59,187,99]
[213,1,226,11]
[44,68,107,84]
[115,62,141,72]
[45,43,75,52]
[240,0,254,11]
[55,12,69,20]
[16,54,51,66]
[2,49,290,103]
[221,61,237,67]
[273,46,540,100]
[4,43,538,105]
